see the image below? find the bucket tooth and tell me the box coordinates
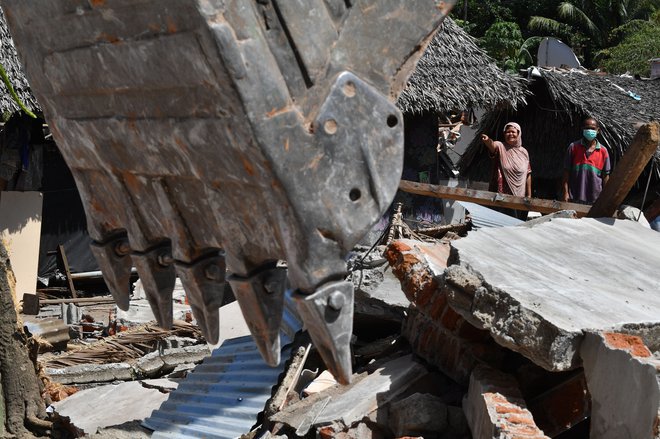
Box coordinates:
[227,263,287,366]
[295,281,354,384]
[90,236,133,311]
[176,253,226,345]
[132,244,176,329]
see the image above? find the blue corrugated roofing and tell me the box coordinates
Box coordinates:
[145,336,291,438]
[144,294,302,439]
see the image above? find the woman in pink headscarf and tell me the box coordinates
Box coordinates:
[481,122,532,198]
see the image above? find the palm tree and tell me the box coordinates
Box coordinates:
[529,0,660,47]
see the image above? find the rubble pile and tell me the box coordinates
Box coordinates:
[257,216,660,438]
[15,215,660,438]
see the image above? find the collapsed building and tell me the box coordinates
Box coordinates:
[0,1,657,439]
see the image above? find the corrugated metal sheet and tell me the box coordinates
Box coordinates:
[458,201,523,228]
[23,317,70,350]
[144,295,302,439]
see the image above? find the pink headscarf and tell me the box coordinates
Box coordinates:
[503,122,523,148]
[494,122,529,196]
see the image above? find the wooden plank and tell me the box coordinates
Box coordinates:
[39,297,116,305]
[588,122,660,218]
[57,245,78,299]
[0,192,43,302]
[398,180,591,217]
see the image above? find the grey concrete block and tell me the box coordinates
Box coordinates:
[449,218,660,371]
[135,351,165,377]
[388,393,448,437]
[581,331,660,439]
[47,363,133,384]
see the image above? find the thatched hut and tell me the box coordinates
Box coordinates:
[458,68,660,200]
[397,18,528,116]
[388,17,527,225]
[0,8,39,115]
[395,17,527,185]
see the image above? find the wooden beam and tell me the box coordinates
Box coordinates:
[57,244,78,300]
[39,296,116,305]
[588,122,660,218]
[399,180,591,217]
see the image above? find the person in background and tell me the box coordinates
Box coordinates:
[481,122,532,197]
[481,122,532,220]
[562,117,610,204]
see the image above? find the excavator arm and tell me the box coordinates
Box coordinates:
[2,0,454,383]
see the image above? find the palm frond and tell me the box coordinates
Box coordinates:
[529,16,566,34]
[558,2,602,40]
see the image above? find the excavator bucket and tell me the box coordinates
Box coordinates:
[3,0,454,384]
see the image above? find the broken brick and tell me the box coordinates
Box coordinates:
[463,366,549,439]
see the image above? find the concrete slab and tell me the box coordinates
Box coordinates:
[580,331,660,439]
[448,218,660,371]
[141,378,180,392]
[53,381,169,434]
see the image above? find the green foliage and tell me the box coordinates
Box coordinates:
[452,18,477,35]
[652,9,660,23]
[480,22,539,72]
[450,0,558,38]
[607,19,656,44]
[527,0,660,66]
[481,22,524,61]
[597,21,660,75]
[449,0,660,71]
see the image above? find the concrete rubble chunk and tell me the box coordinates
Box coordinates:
[580,331,660,439]
[135,350,166,377]
[140,378,180,392]
[53,381,169,435]
[318,422,380,439]
[388,393,448,437]
[463,365,549,439]
[160,344,210,367]
[271,354,428,435]
[49,344,211,384]
[448,218,660,371]
[47,363,133,385]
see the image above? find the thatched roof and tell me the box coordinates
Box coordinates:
[396,17,528,114]
[0,8,40,114]
[458,68,660,193]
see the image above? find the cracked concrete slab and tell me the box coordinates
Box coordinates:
[53,381,169,435]
[447,218,660,371]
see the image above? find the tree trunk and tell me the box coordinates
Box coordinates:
[0,241,49,437]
